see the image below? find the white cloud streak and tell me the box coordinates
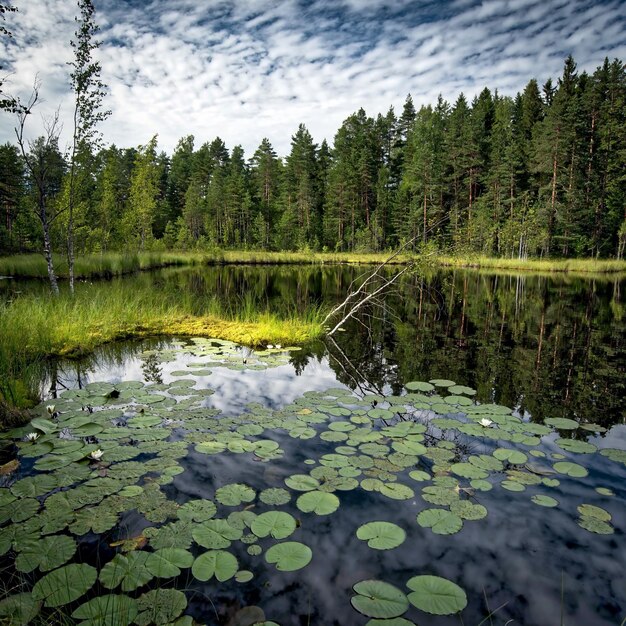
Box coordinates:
[0,0,624,157]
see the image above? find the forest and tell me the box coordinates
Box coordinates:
[1,56,625,261]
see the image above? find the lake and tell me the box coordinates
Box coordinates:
[1,265,625,626]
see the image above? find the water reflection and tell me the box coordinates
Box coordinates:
[38,265,626,431]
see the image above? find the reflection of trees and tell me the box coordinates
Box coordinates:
[328,270,626,428]
[43,337,169,398]
[40,266,625,430]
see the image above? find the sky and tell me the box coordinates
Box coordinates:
[1,0,625,157]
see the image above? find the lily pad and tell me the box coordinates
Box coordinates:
[296,490,340,515]
[15,535,76,573]
[265,541,312,572]
[32,563,97,607]
[553,461,588,478]
[215,483,255,506]
[0,593,41,625]
[545,417,578,430]
[406,575,467,615]
[356,521,406,550]
[251,511,297,539]
[531,495,559,507]
[351,580,409,619]
[72,595,138,626]
[417,509,463,535]
[135,589,187,626]
[192,550,238,581]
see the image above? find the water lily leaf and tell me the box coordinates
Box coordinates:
[32,563,97,607]
[193,519,243,549]
[493,448,528,465]
[296,490,340,515]
[544,417,578,430]
[235,570,254,583]
[99,553,153,591]
[501,480,525,492]
[192,550,238,581]
[0,593,41,625]
[379,483,414,501]
[577,504,611,521]
[405,381,435,392]
[30,418,58,434]
[72,594,138,626]
[450,462,488,479]
[365,617,416,626]
[10,474,57,498]
[146,548,193,578]
[406,575,467,615]
[577,517,614,534]
[429,379,455,387]
[408,470,430,482]
[215,483,255,506]
[421,486,458,506]
[531,495,559,507]
[356,521,406,550]
[555,439,597,454]
[595,487,614,497]
[135,589,187,626]
[12,498,40,522]
[470,479,492,492]
[285,474,320,492]
[196,441,227,455]
[265,541,312,572]
[251,511,296,539]
[351,580,409,619]
[449,501,487,521]
[417,509,463,535]
[15,535,76,573]
[447,385,476,396]
[247,544,262,556]
[553,461,588,478]
[177,499,217,522]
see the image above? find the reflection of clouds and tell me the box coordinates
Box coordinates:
[49,337,625,625]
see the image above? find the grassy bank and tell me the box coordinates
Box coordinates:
[2,250,626,280]
[436,255,626,274]
[0,250,410,279]
[0,281,325,415]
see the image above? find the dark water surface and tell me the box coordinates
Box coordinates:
[2,265,626,626]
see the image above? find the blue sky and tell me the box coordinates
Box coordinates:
[1,0,625,156]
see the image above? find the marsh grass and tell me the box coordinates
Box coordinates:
[0,280,325,418]
[0,250,412,279]
[436,255,626,275]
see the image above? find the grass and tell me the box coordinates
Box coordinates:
[2,250,625,280]
[435,255,626,274]
[0,250,411,279]
[0,281,325,418]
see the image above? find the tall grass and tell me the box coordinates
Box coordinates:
[0,250,412,279]
[0,281,325,417]
[2,250,625,280]
[436,255,626,274]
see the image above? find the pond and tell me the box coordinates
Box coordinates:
[0,265,625,626]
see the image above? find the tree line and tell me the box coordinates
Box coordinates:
[1,55,625,259]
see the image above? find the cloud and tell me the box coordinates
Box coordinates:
[0,0,624,158]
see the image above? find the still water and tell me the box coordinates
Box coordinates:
[1,265,625,626]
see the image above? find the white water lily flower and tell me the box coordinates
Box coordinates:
[25,432,39,442]
[479,418,494,427]
[267,344,274,349]
[275,344,282,349]
[46,405,55,414]
[89,449,104,461]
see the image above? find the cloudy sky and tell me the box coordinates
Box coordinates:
[1,0,625,157]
